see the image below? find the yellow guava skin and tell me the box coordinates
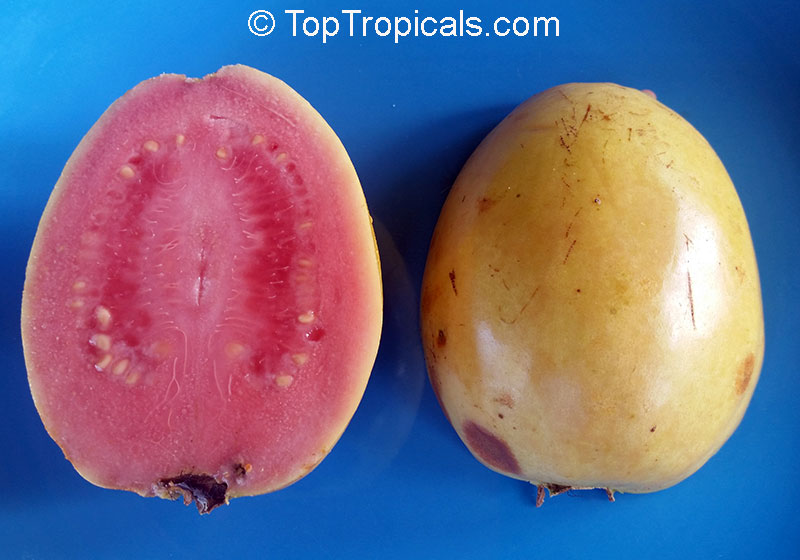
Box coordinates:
[420,83,764,496]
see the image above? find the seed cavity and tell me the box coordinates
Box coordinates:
[95,354,113,371]
[112,359,130,376]
[175,134,186,146]
[298,258,312,268]
[143,140,160,152]
[119,165,135,179]
[292,353,309,365]
[216,147,229,159]
[125,371,140,385]
[275,152,288,163]
[297,311,315,324]
[251,134,264,145]
[151,340,171,358]
[72,280,87,292]
[275,374,294,388]
[225,342,245,359]
[95,306,112,330]
[299,221,313,230]
[69,299,84,310]
[91,334,112,351]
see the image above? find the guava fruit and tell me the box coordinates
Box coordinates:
[420,83,764,503]
[22,65,382,513]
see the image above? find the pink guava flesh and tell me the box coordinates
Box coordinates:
[22,65,382,512]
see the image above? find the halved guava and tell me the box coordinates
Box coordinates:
[21,65,382,513]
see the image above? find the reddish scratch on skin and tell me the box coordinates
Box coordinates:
[684,234,696,329]
[580,104,591,128]
[449,270,458,295]
[563,239,577,264]
[499,287,539,325]
[565,222,573,238]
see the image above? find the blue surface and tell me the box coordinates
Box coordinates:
[1,1,798,558]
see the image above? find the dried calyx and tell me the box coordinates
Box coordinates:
[157,474,229,514]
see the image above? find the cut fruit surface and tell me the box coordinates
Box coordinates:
[22,65,382,512]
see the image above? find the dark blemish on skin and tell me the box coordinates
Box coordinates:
[565,222,574,238]
[498,413,504,419]
[477,197,496,213]
[684,233,693,250]
[561,177,572,191]
[461,195,466,203]
[576,288,581,293]
[593,196,601,205]
[516,193,521,198]
[650,426,656,433]
[559,136,572,153]
[606,489,616,502]
[687,271,696,329]
[574,208,582,217]
[437,329,447,348]
[666,160,674,168]
[494,393,514,408]
[563,240,577,264]
[449,270,457,296]
[463,421,521,475]
[735,353,756,395]
[627,128,632,141]
[560,117,578,139]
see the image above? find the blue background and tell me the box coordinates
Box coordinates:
[1,1,798,558]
